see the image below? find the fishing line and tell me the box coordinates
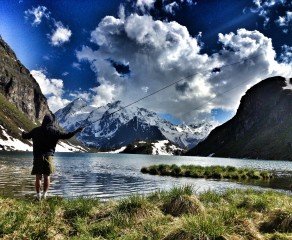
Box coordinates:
[181,67,271,119]
[82,52,265,128]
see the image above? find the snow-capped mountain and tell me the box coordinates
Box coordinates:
[55,98,217,149]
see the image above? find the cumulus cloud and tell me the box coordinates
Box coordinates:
[135,0,196,15]
[136,0,156,11]
[24,5,50,26]
[76,13,292,122]
[280,45,292,63]
[250,0,290,27]
[275,11,292,32]
[91,84,118,107]
[24,5,72,46]
[49,22,72,46]
[164,2,179,15]
[31,70,70,112]
[69,91,91,101]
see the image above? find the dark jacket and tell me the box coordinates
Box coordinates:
[22,114,79,158]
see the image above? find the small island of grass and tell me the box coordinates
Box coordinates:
[141,164,274,180]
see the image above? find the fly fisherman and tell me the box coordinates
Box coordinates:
[22,114,83,200]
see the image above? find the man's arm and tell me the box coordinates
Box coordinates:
[22,129,34,139]
[55,127,84,140]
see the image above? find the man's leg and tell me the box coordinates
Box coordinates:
[43,175,50,199]
[35,174,42,200]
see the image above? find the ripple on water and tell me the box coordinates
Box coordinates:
[0,152,291,199]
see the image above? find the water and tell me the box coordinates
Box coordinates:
[0,152,291,200]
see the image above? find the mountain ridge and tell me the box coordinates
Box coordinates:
[56,99,217,150]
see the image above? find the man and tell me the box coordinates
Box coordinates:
[22,114,83,200]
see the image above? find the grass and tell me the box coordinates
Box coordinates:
[0,187,291,239]
[0,92,38,145]
[141,164,274,180]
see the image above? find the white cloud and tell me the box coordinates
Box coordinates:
[136,0,156,11]
[31,70,70,112]
[141,86,149,93]
[91,84,118,107]
[62,72,69,76]
[280,45,292,63]
[275,11,292,32]
[24,5,50,26]
[250,0,290,28]
[135,0,196,14]
[49,22,72,46]
[164,2,179,14]
[69,91,91,101]
[24,5,72,47]
[76,13,292,122]
[72,62,81,70]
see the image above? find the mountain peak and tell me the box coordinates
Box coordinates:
[55,98,215,149]
[66,98,87,110]
[107,100,122,109]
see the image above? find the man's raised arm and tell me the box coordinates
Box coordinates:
[22,129,34,139]
[55,127,84,140]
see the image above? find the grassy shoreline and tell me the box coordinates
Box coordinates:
[141,164,274,180]
[1,187,291,239]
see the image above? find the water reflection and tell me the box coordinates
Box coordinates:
[0,152,291,199]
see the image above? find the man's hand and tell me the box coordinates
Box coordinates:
[75,127,84,133]
[21,131,26,139]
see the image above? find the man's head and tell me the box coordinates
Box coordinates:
[42,114,55,127]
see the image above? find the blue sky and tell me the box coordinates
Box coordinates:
[0,0,291,124]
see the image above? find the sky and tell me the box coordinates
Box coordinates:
[0,0,291,124]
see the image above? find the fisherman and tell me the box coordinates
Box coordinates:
[22,114,83,200]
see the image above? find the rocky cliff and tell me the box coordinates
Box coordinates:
[187,76,292,160]
[0,36,86,152]
[0,36,51,122]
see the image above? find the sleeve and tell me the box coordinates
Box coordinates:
[54,129,77,140]
[22,129,34,139]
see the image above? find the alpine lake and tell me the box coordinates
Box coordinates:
[0,152,291,199]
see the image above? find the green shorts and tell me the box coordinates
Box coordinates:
[31,156,55,175]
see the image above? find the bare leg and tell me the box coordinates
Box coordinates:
[43,175,50,198]
[35,174,42,193]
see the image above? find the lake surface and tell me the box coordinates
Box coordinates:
[0,152,291,199]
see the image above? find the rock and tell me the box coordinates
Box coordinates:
[0,36,51,122]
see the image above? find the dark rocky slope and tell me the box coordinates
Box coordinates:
[187,76,292,160]
[0,36,86,152]
[0,36,51,122]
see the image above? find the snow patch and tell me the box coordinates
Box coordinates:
[283,78,292,90]
[56,141,86,152]
[0,125,32,151]
[105,146,127,153]
[152,140,183,155]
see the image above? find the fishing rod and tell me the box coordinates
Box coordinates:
[81,52,265,128]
